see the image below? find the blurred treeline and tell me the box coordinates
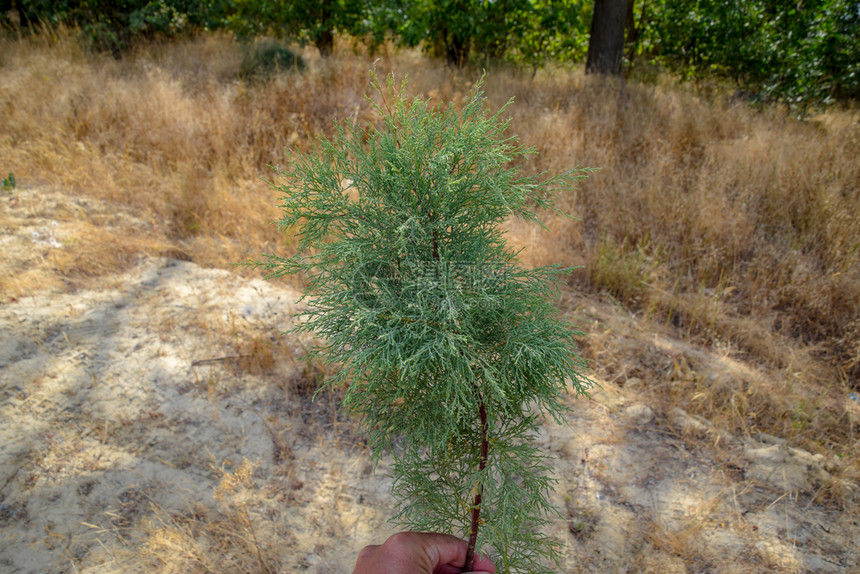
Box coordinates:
[2,0,858,108]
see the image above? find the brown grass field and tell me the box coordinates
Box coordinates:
[1,30,858,573]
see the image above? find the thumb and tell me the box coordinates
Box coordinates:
[467,552,497,574]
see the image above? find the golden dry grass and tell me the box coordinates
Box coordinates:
[1,25,857,530]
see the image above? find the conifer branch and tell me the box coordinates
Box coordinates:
[254,72,595,573]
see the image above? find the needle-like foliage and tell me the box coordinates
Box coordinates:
[256,72,594,572]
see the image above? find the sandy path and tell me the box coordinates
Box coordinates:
[1,256,857,573]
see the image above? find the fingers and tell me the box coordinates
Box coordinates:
[415,532,471,567]
[437,567,494,574]
[354,543,382,569]
[469,553,497,574]
[353,531,497,574]
[468,548,496,572]
[400,532,497,574]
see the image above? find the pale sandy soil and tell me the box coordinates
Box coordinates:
[1,187,858,573]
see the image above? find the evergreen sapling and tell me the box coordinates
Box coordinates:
[256,73,594,573]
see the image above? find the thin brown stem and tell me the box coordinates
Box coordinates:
[464,399,489,571]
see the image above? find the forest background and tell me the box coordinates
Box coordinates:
[4,0,859,109]
[1,0,859,571]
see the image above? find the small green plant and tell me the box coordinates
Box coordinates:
[2,172,16,192]
[255,73,593,572]
[240,39,305,81]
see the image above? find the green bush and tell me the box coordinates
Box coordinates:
[239,39,305,80]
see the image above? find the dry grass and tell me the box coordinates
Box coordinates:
[92,459,287,574]
[1,27,858,563]
[5,33,854,377]
[481,71,860,381]
[0,30,375,289]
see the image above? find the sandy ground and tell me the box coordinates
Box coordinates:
[1,188,859,573]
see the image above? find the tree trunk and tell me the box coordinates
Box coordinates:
[625,0,645,65]
[586,0,628,75]
[446,35,470,68]
[315,29,334,57]
[625,0,637,45]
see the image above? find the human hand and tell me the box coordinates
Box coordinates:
[353,532,497,574]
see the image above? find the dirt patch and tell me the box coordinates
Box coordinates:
[0,256,856,572]
[0,183,858,572]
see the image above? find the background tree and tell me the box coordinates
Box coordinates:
[222,0,367,56]
[4,0,218,54]
[635,0,860,108]
[391,0,589,68]
[3,0,854,106]
[394,0,508,66]
[585,0,627,75]
[506,0,592,72]
[255,73,594,572]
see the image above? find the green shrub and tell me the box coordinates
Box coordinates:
[240,39,305,80]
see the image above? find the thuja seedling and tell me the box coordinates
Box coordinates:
[254,73,594,572]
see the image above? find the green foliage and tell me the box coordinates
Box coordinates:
[637,0,860,109]
[221,0,368,56]
[8,0,222,53]
[386,0,590,67]
[239,38,305,80]
[255,73,593,572]
[2,172,15,192]
[509,0,591,70]
[9,0,851,107]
